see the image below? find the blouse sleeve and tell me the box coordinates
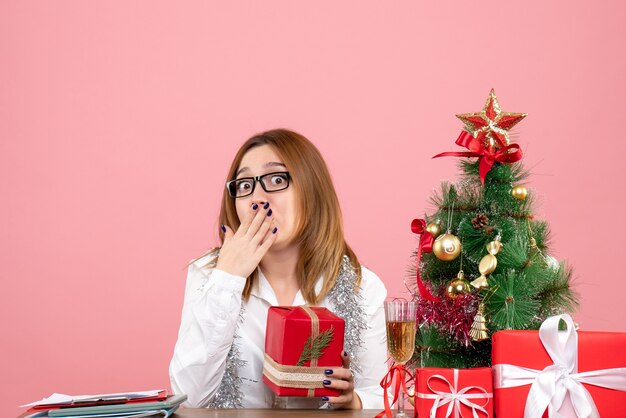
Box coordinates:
[352,266,390,409]
[169,260,247,407]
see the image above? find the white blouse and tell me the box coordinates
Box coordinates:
[169,255,389,409]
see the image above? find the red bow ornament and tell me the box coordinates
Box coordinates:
[411,219,440,302]
[433,131,523,184]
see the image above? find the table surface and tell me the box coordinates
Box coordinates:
[172,408,405,417]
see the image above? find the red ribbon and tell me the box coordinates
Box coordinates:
[376,364,416,418]
[411,219,440,302]
[433,131,523,184]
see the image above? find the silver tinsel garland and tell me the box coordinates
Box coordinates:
[326,255,368,377]
[209,254,367,407]
[207,305,247,408]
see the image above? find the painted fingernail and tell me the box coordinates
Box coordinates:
[322,396,329,401]
[221,225,226,233]
[323,379,331,385]
[324,369,333,375]
[272,227,278,234]
[263,202,270,209]
[252,203,258,210]
[343,351,347,357]
[267,209,272,217]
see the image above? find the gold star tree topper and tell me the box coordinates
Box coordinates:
[456,89,527,150]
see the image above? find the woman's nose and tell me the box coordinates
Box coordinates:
[251,200,266,208]
[250,180,270,202]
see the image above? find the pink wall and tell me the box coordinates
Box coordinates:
[2,1,625,416]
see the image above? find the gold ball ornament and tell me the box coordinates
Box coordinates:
[511,185,528,200]
[426,222,442,239]
[447,272,471,299]
[433,233,462,261]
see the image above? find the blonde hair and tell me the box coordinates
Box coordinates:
[192,128,361,304]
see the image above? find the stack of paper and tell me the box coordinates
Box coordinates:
[19,390,187,418]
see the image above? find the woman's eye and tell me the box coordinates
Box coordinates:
[237,181,252,191]
[271,174,287,186]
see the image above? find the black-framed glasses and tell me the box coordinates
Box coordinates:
[226,171,291,198]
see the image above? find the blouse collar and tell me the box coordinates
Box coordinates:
[250,267,324,306]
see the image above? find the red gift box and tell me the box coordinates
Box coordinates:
[415,367,493,418]
[492,314,626,417]
[262,306,345,397]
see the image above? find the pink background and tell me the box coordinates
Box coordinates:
[2,1,625,416]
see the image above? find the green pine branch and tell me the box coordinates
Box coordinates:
[414,325,492,368]
[488,270,540,330]
[537,264,579,316]
[296,326,334,367]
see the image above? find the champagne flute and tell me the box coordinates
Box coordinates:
[384,300,417,418]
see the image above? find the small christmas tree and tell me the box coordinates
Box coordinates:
[408,90,578,368]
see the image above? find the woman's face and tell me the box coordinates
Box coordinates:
[234,145,298,249]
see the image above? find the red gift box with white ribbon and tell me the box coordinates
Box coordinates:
[415,367,493,418]
[492,314,626,417]
[262,306,344,397]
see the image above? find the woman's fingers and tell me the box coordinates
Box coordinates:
[341,351,351,371]
[237,203,259,235]
[252,216,274,245]
[245,203,271,239]
[221,224,234,239]
[322,377,351,391]
[325,366,352,382]
[321,351,360,409]
[324,392,353,406]
[257,224,278,254]
[216,202,276,277]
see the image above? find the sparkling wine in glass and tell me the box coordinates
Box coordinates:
[384,300,417,418]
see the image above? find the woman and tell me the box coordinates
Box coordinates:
[169,129,388,409]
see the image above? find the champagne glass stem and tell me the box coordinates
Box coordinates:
[398,384,406,417]
[395,368,407,418]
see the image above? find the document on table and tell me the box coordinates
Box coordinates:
[50,408,177,418]
[21,390,164,408]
